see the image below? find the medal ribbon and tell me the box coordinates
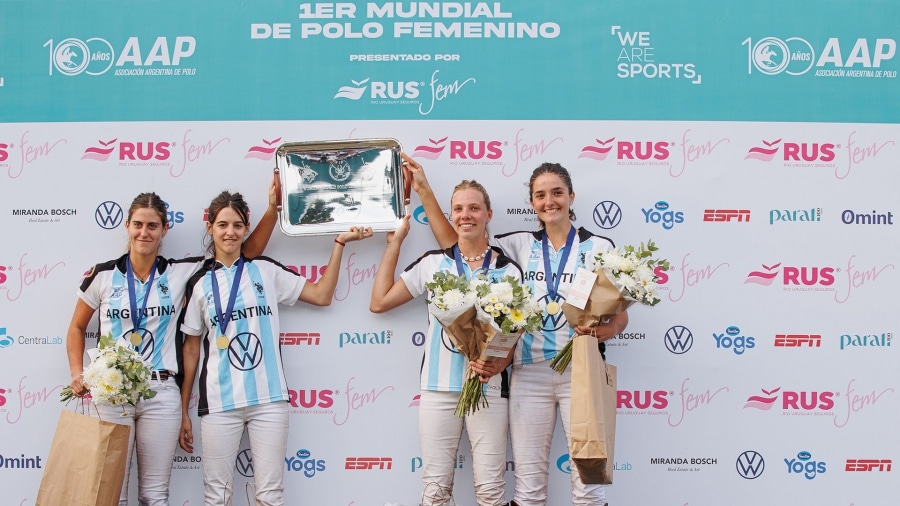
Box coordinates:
[453,244,492,279]
[125,256,158,346]
[541,226,576,310]
[210,257,245,343]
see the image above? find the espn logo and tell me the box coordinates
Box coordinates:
[703,209,750,222]
[345,457,392,470]
[774,334,822,347]
[280,332,321,346]
[846,459,892,472]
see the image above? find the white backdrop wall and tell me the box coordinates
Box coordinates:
[1,2,899,505]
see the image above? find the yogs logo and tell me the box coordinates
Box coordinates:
[713,325,755,355]
[286,449,326,477]
[744,263,836,287]
[743,387,835,411]
[744,138,836,163]
[578,137,670,162]
[664,325,693,354]
[227,333,264,371]
[785,451,826,480]
[736,451,765,479]
[642,201,683,230]
[411,137,504,161]
[95,201,124,229]
[743,36,896,77]
[288,389,334,409]
[164,201,184,228]
[593,201,622,229]
[45,36,196,76]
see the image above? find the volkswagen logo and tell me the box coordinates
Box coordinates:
[593,201,622,229]
[664,325,693,354]
[228,332,264,371]
[736,450,765,479]
[95,201,124,229]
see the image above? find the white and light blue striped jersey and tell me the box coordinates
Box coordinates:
[181,255,306,416]
[492,228,614,366]
[78,253,205,374]
[400,245,522,395]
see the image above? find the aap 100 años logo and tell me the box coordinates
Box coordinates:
[743,36,896,78]
[44,36,196,76]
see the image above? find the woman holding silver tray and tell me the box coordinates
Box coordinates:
[178,190,372,506]
[370,155,521,506]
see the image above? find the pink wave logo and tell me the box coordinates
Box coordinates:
[744,138,782,161]
[81,138,117,161]
[577,137,616,160]
[244,137,282,160]
[744,263,781,286]
[743,387,781,410]
[408,394,421,407]
[412,137,447,160]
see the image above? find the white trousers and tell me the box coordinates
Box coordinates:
[93,375,182,506]
[509,363,607,506]
[418,389,508,506]
[200,401,290,506]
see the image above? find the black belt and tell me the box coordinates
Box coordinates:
[152,370,172,381]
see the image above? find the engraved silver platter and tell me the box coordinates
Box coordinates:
[275,138,408,236]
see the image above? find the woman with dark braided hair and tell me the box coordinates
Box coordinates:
[65,179,279,506]
[178,190,373,506]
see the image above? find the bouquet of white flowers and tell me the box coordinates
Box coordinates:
[426,272,541,417]
[551,240,669,373]
[61,333,157,412]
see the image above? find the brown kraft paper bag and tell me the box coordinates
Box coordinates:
[569,334,617,484]
[36,409,131,506]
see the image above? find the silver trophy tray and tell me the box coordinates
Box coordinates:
[276,138,407,236]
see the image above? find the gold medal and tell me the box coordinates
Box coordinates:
[546,301,560,315]
[129,332,143,346]
[216,335,229,350]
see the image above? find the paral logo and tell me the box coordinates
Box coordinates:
[775,334,822,347]
[44,36,197,77]
[593,201,622,229]
[411,137,504,164]
[840,333,892,350]
[288,389,335,410]
[642,201,683,230]
[713,325,755,355]
[736,451,765,479]
[578,137,671,164]
[280,332,321,346]
[345,457,392,470]
[285,449,326,478]
[0,329,12,349]
[769,208,822,224]
[744,139,837,164]
[845,459,892,472]
[245,137,283,160]
[411,454,465,473]
[841,209,894,225]
[743,387,835,412]
[785,451,826,480]
[617,390,669,410]
[81,139,171,163]
[339,330,391,348]
[703,209,750,222]
[743,36,897,78]
[744,263,836,288]
[334,70,476,116]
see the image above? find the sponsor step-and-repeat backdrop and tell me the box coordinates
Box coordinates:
[1,1,898,505]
